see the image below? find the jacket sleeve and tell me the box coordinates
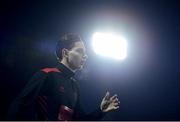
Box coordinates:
[6,70,48,120]
[72,85,106,120]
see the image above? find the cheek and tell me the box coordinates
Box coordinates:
[69,52,81,63]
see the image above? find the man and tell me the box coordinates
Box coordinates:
[7,33,120,120]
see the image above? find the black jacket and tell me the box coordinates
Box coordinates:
[7,63,105,120]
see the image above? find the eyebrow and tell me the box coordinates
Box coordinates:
[76,48,86,53]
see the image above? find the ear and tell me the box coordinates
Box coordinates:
[62,48,69,58]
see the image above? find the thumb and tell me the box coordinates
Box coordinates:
[104,91,110,100]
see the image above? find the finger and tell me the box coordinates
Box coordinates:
[113,106,119,110]
[104,91,110,100]
[110,94,117,101]
[113,102,119,106]
[113,98,120,104]
[113,98,118,102]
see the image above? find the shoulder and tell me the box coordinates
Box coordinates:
[41,67,61,73]
[29,67,61,82]
[39,67,63,84]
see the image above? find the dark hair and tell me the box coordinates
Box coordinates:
[55,33,82,60]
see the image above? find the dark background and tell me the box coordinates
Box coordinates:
[0,0,180,120]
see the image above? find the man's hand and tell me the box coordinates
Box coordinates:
[100,91,120,112]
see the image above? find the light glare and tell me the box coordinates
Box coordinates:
[92,32,127,60]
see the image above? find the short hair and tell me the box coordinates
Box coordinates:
[55,33,82,60]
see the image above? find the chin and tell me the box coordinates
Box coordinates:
[77,65,84,70]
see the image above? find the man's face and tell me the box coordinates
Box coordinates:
[66,41,88,70]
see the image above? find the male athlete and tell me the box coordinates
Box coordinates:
[7,33,120,120]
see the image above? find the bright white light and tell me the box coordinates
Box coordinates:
[92,32,128,60]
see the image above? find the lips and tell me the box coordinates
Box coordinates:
[80,61,85,65]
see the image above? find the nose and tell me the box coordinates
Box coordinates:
[83,54,88,60]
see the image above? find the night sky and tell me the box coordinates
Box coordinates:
[1,0,180,120]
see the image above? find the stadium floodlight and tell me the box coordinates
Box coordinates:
[92,32,128,60]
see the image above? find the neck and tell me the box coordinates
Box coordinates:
[60,59,76,73]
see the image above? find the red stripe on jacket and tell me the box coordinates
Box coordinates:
[41,68,61,73]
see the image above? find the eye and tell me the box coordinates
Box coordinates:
[76,48,84,54]
[76,48,88,58]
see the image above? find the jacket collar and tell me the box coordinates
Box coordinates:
[57,63,75,78]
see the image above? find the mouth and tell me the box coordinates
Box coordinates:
[80,61,85,65]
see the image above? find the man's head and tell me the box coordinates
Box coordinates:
[56,33,88,71]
